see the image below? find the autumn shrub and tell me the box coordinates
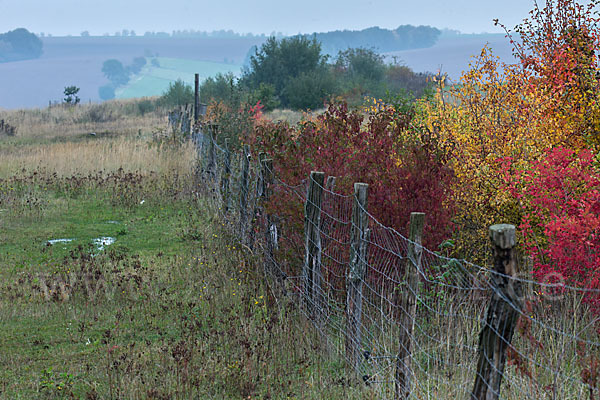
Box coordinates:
[407,0,600,260]
[504,147,600,311]
[250,101,455,251]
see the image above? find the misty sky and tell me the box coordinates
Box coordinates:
[0,0,535,36]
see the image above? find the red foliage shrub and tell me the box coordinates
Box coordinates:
[249,102,455,249]
[504,147,600,310]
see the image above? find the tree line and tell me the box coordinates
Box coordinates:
[195,36,432,111]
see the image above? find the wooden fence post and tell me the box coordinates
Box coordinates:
[320,176,336,253]
[220,138,231,213]
[395,212,425,399]
[239,145,251,243]
[206,124,217,181]
[260,158,277,276]
[303,171,325,317]
[346,182,369,374]
[471,224,522,400]
[194,73,200,123]
[248,152,265,251]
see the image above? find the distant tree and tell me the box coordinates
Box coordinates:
[160,79,194,107]
[0,28,43,63]
[130,30,136,37]
[122,29,129,37]
[242,36,333,108]
[151,58,160,67]
[63,86,81,104]
[80,31,90,37]
[98,84,115,100]
[129,57,147,74]
[306,25,441,56]
[101,59,130,86]
[251,82,280,111]
[284,69,335,109]
[335,48,385,81]
[200,72,239,104]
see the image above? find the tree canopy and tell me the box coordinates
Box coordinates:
[0,28,43,63]
[242,36,331,109]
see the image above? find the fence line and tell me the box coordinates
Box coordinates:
[183,112,600,400]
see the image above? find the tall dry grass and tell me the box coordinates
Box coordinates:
[0,98,196,178]
[0,136,195,178]
[0,98,163,140]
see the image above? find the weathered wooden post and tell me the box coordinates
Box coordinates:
[239,145,251,242]
[220,138,232,213]
[321,176,336,237]
[194,73,200,123]
[303,171,325,317]
[248,152,265,251]
[471,224,522,400]
[346,183,369,374]
[395,212,425,399]
[206,124,217,181]
[260,158,276,276]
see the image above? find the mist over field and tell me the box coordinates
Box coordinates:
[0,36,261,109]
[0,0,528,109]
[0,30,514,109]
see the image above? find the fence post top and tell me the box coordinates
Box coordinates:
[489,224,516,249]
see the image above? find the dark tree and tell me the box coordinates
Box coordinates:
[160,79,194,107]
[335,47,385,81]
[242,36,332,108]
[63,86,81,104]
[129,57,147,74]
[0,28,43,63]
[102,59,130,86]
[98,84,115,100]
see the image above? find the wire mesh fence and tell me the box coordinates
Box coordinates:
[189,121,600,400]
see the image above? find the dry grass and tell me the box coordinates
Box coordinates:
[265,108,323,125]
[0,98,163,141]
[0,98,194,179]
[0,136,195,178]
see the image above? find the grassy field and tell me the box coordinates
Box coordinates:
[0,100,369,399]
[116,57,241,99]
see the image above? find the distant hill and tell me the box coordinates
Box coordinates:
[302,25,441,56]
[0,28,43,63]
[382,33,513,80]
[0,35,264,109]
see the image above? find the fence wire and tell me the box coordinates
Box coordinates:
[189,123,600,400]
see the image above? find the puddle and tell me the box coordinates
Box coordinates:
[106,221,120,224]
[47,238,74,245]
[93,237,115,251]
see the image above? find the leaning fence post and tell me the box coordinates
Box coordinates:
[346,182,369,374]
[220,138,231,213]
[471,224,522,400]
[303,171,325,317]
[239,145,251,243]
[395,212,425,399]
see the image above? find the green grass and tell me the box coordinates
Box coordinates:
[0,145,369,399]
[116,57,241,99]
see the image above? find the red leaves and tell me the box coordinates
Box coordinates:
[503,146,600,311]
[252,101,455,248]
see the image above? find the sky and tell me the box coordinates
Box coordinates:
[0,0,535,36]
